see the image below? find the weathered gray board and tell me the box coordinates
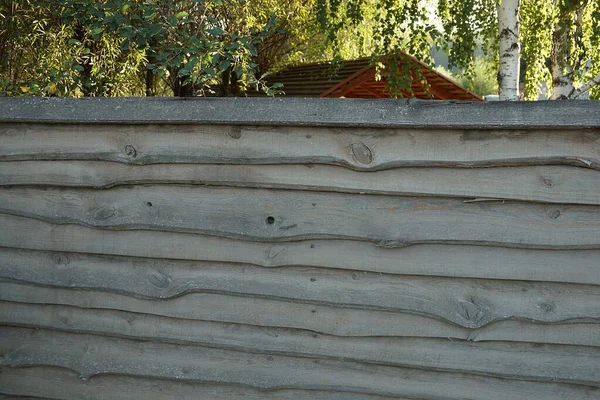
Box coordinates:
[0,98,599,400]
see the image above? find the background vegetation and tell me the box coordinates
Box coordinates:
[1,0,598,98]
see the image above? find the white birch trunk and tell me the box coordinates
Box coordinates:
[550,60,574,99]
[551,3,598,99]
[498,0,521,101]
[570,71,600,99]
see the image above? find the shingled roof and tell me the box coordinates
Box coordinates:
[255,55,483,101]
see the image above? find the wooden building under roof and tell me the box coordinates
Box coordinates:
[255,54,483,100]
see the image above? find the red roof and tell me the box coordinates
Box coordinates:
[257,55,483,101]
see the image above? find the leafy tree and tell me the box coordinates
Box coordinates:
[0,0,286,97]
[113,0,281,96]
[436,57,499,97]
[315,0,600,100]
[315,0,439,96]
[4,0,598,99]
[521,0,600,99]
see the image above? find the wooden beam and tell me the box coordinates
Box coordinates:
[2,185,600,248]
[320,67,374,98]
[3,123,599,171]
[2,98,600,128]
[357,83,385,98]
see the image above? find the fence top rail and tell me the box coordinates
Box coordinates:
[1,97,599,129]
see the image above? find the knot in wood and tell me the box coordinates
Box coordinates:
[147,270,171,289]
[457,298,487,326]
[350,142,373,165]
[542,177,554,187]
[124,144,137,158]
[228,126,242,139]
[52,253,70,266]
[539,301,556,313]
[83,343,97,355]
[548,209,561,219]
[93,206,116,221]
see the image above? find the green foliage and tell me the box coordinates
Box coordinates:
[520,0,600,99]
[315,0,439,96]
[3,0,598,98]
[315,0,600,99]
[520,0,553,99]
[0,0,148,97]
[315,0,496,96]
[436,58,498,96]
[0,0,286,96]
[437,0,499,82]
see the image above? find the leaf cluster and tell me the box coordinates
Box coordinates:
[0,0,288,96]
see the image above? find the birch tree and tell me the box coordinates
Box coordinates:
[521,0,600,99]
[317,0,600,100]
[498,0,521,100]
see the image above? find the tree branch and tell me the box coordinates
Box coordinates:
[570,71,600,99]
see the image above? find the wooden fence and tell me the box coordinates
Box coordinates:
[0,97,599,399]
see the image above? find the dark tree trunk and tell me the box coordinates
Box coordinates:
[145,40,158,97]
[145,68,155,97]
[172,77,195,97]
[74,24,94,96]
[220,67,240,96]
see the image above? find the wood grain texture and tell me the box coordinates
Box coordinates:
[2,123,599,170]
[1,248,598,329]
[2,281,598,346]
[1,186,600,248]
[1,97,599,129]
[2,214,599,284]
[3,99,600,398]
[2,161,599,205]
[0,281,472,338]
[1,327,599,391]
[2,301,599,376]
[0,367,402,400]
[3,367,598,400]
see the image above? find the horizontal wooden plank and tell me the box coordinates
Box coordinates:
[2,301,599,380]
[2,214,599,284]
[2,249,598,329]
[1,186,600,248]
[1,97,599,129]
[3,281,598,346]
[3,367,598,400]
[0,281,471,338]
[1,123,599,171]
[1,327,599,391]
[0,367,402,400]
[2,161,599,205]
